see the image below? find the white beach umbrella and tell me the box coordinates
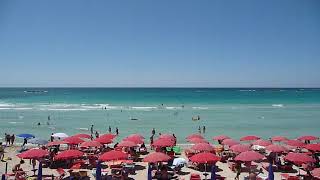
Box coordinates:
[52,133,69,139]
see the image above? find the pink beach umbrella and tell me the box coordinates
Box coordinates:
[297,135,318,141]
[285,140,305,147]
[252,139,272,147]
[305,144,320,152]
[230,144,251,153]
[240,135,260,141]
[118,141,138,148]
[64,136,85,145]
[55,150,84,160]
[191,143,214,152]
[187,138,209,144]
[80,141,102,148]
[186,134,204,140]
[222,139,240,147]
[17,148,49,159]
[284,153,315,165]
[265,144,287,153]
[271,136,288,142]
[152,138,175,147]
[190,152,221,163]
[213,135,230,141]
[47,140,69,146]
[143,152,171,163]
[99,150,128,161]
[73,133,91,139]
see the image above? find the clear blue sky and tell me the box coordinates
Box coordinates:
[0,0,319,87]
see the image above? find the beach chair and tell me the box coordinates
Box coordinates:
[173,146,181,155]
[190,173,201,180]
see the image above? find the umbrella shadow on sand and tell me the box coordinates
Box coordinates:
[134,164,146,171]
[176,170,190,176]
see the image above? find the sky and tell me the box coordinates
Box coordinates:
[0,0,319,87]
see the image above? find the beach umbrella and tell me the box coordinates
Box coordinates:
[55,150,84,160]
[252,140,272,147]
[312,168,320,178]
[211,165,216,180]
[213,135,230,141]
[240,135,260,141]
[127,134,144,139]
[64,136,85,145]
[95,137,113,144]
[191,143,214,152]
[96,161,102,180]
[123,136,144,144]
[297,135,318,141]
[271,136,288,142]
[52,133,68,139]
[152,138,174,147]
[47,140,69,146]
[148,164,152,180]
[190,152,221,164]
[284,153,315,164]
[186,134,204,140]
[17,148,49,159]
[70,163,81,170]
[285,140,305,147]
[28,138,48,145]
[99,150,128,161]
[305,143,320,152]
[230,144,251,153]
[265,144,287,153]
[188,137,209,144]
[234,151,264,162]
[172,158,187,166]
[17,133,35,139]
[37,162,42,180]
[222,139,240,147]
[143,152,171,163]
[73,133,91,139]
[159,134,175,141]
[100,133,116,139]
[80,141,102,148]
[268,163,274,180]
[118,141,137,148]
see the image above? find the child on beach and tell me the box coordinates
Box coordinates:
[0,142,4,161]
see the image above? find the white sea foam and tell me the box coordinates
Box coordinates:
[239,89,256,92]
[272,104,284,107]
[131,106,157,110]
[0,103,15,107]
[192,107,209,110]
[8,121,24,124]
[165,106,182,110]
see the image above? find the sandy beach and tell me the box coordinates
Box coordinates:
[0,139,314,180]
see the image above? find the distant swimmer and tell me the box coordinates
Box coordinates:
[37,122,41,126]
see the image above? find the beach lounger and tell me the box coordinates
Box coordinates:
[190,173,201,180]
[280,174,300,180]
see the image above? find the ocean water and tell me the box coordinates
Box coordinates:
[0,88,319,143]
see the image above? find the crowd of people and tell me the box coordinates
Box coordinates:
[4,133,15,146]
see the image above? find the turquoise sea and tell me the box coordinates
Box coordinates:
[0,88,319,143]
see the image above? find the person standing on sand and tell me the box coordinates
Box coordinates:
[11,134,15,145]
[203,126,206,134]
[150,135,154,150]
[5,133,10,146]
[198,126,201,134]
[50,133,54,142]
[108,126,111,133]
[0,142,5,161]
[152,128,155,136]
[95,131,99,138]
[22,138,27,147]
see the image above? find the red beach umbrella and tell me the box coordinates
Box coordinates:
[234,151,264,162]
[55,150,84,160]
[127,134,144,139]
[123,136,144,144]
[64,136,85,145]
[213,135,230,141]
[190,152,221,163]
[99,150,128,161]
[285,140,305,147]
[80,141,102,148]
[252,140,272,147]
[188,138,208,144]
[222,139,240,147]
[271,136,288,142]
[73,134,91,139]
[118,141,137,148]
[305,144,320,152]
[265,144,287,153]
[284,153,315,164]
[230,144,251,153]
[240,135,260,141]
[17,148,49,159]
[143,152,171,163]
[186,134,204,140]
[152,138,174,147]
[100,133,117,139]
[297,135,318,141]
[47,141,69,146]
[191,143,214,152]
[95,137,113,144]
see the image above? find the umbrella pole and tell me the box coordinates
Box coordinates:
[204,163,207,180]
